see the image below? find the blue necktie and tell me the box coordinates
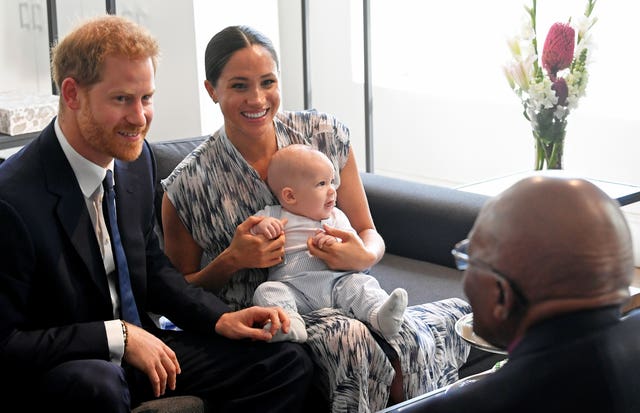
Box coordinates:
[103,170,142,326]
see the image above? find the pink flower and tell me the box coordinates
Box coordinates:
[542,23,575,79]
[551,77,568,106]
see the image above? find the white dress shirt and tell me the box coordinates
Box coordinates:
[54,118,125,364]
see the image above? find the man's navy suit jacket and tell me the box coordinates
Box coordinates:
[393,306,640,413]
[0,119,228,376]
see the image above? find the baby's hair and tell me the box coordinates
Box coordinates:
[267,145,332,196]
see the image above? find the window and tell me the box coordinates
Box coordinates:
[305,0,640,187]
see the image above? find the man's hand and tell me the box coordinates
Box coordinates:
[215,306,291,341]
[123,322,181,398]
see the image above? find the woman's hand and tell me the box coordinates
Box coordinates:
[251,216,287,240]
[227,215,285,269]
[307,224,376,272]
[167,212,286,291]
[311,230,339,249]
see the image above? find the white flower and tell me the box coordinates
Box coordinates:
[575,15,598,42]
[529,78,558,109]
[504,57,536,93]
[503,0,597,120]
[503,0,598,170]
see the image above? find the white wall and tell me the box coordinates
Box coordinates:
[55,0,105,39]
[306,0,367,172]
[278,0,304,111]
[115,1,204,142]
[0,0,51,94]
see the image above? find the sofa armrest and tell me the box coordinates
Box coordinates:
[361,172,489,268]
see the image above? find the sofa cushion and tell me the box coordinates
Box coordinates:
[372,254,465,305]
[361,172,489,268]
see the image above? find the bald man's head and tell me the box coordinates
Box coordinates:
[471,176,633,304]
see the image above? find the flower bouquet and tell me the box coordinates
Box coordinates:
[504,0,597,170]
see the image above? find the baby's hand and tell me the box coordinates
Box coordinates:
[251,217,285,240]
[312,229,340,249]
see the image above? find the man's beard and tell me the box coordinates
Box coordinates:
[78,102,147,162]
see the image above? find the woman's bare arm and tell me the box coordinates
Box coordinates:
[162,193,285,291]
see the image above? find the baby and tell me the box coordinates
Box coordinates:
[251,144,407,342]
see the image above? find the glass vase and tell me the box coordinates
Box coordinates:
[534,135,564,170]
[531,111,566,170]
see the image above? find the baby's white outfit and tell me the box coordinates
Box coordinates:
[252,205,407,342]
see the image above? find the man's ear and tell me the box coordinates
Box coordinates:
[492,278,516,321]
[60,78,81,110]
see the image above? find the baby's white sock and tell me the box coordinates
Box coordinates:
[264,311,308,343]
[370,288,408,339]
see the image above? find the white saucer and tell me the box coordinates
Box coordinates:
[455,313,508,355]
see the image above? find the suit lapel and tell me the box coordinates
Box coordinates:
[113,159,140,247]
[39,126,111,298]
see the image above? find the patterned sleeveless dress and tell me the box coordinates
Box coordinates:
[162,110,471,412]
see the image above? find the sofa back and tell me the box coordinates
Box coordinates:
[149,137,488,268]
[361,173,488,268]
[150,135,208,234]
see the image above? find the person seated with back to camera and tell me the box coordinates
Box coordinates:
[405,175,640,413]
[250,144,408,343]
